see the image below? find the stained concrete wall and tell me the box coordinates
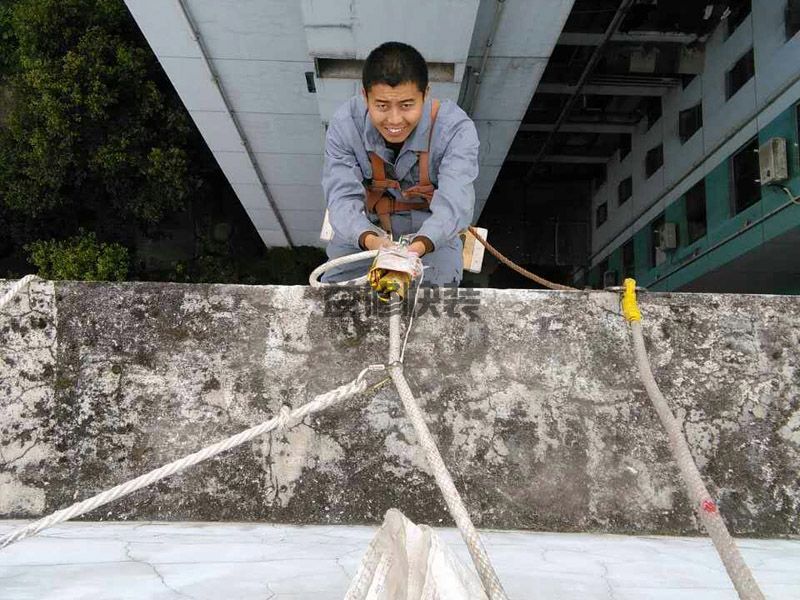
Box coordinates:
[1,280,799,536]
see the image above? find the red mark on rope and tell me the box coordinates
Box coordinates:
[702,499,717,514]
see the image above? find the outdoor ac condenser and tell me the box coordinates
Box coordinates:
[656,222,678,250]
[758,137,789,186]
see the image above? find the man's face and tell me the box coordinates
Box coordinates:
[363,82,427,144]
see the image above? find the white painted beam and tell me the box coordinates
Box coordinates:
[507,154,609,164]
[536,82,668,96]
[558,31,697,46]
[518,122,635,134]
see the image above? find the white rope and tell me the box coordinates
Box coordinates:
[0,275,39,313]
[630,321,765,600]
[0,364,386,550]
[308,250,377,288]
[388,294,509,600]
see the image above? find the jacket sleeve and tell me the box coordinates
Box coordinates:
[415,118,480,251]
[322,118,385,247]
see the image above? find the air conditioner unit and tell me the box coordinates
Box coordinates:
[655,222,678,250]
[603,270,618,288]
[758,137,789,186]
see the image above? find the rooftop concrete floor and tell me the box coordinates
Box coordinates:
[0,520,798,599]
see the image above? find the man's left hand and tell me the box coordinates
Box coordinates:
[407,240,426,257]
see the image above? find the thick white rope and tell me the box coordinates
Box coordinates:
[0,364,385,549]
[308,250,377,288]
[0,275,39,313]
[630,321,765,600]
[387,294,509,600]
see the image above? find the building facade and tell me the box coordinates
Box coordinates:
[582,0,800,293]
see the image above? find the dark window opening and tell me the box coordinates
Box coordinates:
[726,0,751,38]
[731,137,761,214]
[618,176,633,205]
[650,214,665,268]
[596,202,608,228]
[597,258,617,289]
[685,180,707,244]
[679,103,703,143]
[645,144,664,178]
[788,0,800,39]
[619,134,631,160]
[726,48,755,100]
[622,239,635,279]
[681,74,697,90]
[642,96,662,131]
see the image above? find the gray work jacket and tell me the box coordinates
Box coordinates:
[322,95,480,253]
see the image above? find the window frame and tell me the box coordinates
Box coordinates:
[596,202,608,228]
[617,176,633,206]
[685,180,707,244]
[678,103,703,144]
[726,48,755,100]
[730,136,761,215]
[645,144,664,178]
[622,239,635,279]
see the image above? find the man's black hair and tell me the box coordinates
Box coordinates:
[362,42,428,94]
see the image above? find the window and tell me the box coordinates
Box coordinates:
[726,49,755,100]
[645,145,664,178]
[731,138,760,214]
[596,202,608,227]
[679,104,703,143]
[618,177,632,205]
[596,258,610,288]
[642,97,662,131]
[685,181,707,243]
[622,239,635,279]
[650,215,666,268]
[788,0,800,39]
[726,0,751,38]
[619,134,631,160]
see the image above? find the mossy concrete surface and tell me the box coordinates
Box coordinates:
[1,280,798,535]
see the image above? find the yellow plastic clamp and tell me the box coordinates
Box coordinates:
[621,278,641,322]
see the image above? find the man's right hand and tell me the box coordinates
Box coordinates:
[362,232,395,252]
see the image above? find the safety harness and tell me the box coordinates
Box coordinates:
[364,99,441,235]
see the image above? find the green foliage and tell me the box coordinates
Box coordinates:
[26,230,129,281]
[0,0,200,234]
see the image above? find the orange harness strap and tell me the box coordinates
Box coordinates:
[365,99,441,234]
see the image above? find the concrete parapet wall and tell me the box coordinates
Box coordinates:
[1,280,798,535]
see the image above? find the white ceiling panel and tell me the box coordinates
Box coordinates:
[289,230,326,248]
[268,185,326,212]
[159,57,227,112]
[247,207,282,231]
[191,111,243,152]
[255,154,325,186]
[257,229,290,246]
[470,57,547,122]
[212,152,261,185]
[474,120,519,166]
[212,59,318,115]
[125,0,200,58]
[186,0,310,61]
[469,0,574,58]
[233,183,325,212]
[281,209,325,232]
[474,165,502,201]
[235,113,325,154]
[301,0,480,63]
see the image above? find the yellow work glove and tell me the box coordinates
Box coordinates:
[368,268,412,302]
[367,245,422,302]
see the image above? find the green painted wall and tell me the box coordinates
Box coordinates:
[598,100,800,293]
